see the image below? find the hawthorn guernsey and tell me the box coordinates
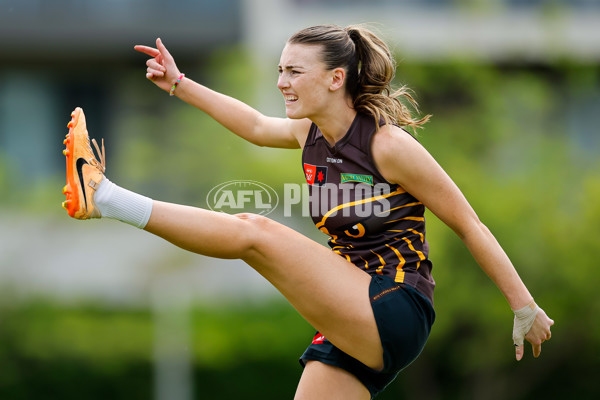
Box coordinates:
[302,112,435,303]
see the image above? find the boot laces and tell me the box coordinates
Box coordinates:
[90,138,106,173]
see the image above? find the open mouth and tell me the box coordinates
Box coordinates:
[283,94,298,103]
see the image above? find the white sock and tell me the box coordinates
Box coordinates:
[94,178,154,229]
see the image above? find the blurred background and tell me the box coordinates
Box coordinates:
[1,0,599,399]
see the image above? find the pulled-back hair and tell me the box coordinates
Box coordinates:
[288,24,430,131]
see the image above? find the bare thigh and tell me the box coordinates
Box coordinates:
[295,361,370,400]
[145,201,384,369]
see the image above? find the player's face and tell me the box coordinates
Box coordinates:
[277,43,334,120]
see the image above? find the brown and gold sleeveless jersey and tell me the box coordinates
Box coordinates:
[302,113,435,304]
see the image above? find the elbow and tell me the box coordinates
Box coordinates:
[454,215,489,242]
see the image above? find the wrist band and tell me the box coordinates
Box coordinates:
[169,73,185,96]
[512,301,539,346]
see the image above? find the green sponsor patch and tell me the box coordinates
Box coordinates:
[340,173,374,185]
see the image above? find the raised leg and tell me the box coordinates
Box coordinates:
[145,200,384,370]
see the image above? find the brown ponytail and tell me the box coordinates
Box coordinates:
[288,24,430,131]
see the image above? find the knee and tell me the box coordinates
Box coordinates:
[234,212,271,226]
[233,212,274,254]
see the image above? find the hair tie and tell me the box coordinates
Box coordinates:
[345,29,361,77]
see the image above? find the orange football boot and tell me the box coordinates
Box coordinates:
[62,107,106,219]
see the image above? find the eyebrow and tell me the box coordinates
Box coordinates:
[278,64,306,70]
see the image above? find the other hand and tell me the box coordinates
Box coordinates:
[515,307,554,361]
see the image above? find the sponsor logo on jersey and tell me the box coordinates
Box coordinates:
[340,173,374,186]
[303,163,328,186]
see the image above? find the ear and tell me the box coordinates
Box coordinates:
[329,68,346,92]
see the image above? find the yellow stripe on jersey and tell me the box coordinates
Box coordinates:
[372,201,422,218]
[333,245,369,269]
[387,228,425,243]
[402,236,426,269]
[407,228,425,243]
[370,249,386,275]
[315,187,405,230]
[385,243,406,283]
[386,201,423,213]
[318,226,339,243]
[383,216,425,224]
[358,255,370,269]
[334,249,351,262]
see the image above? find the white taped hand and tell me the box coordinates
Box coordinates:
[512,302,540,346]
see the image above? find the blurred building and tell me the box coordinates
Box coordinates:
[0,0,242,182]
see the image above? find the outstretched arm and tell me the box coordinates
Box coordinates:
[372,126,554,361]
[134,39,310,149]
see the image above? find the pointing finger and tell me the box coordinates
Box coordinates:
[134,45,159,57]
